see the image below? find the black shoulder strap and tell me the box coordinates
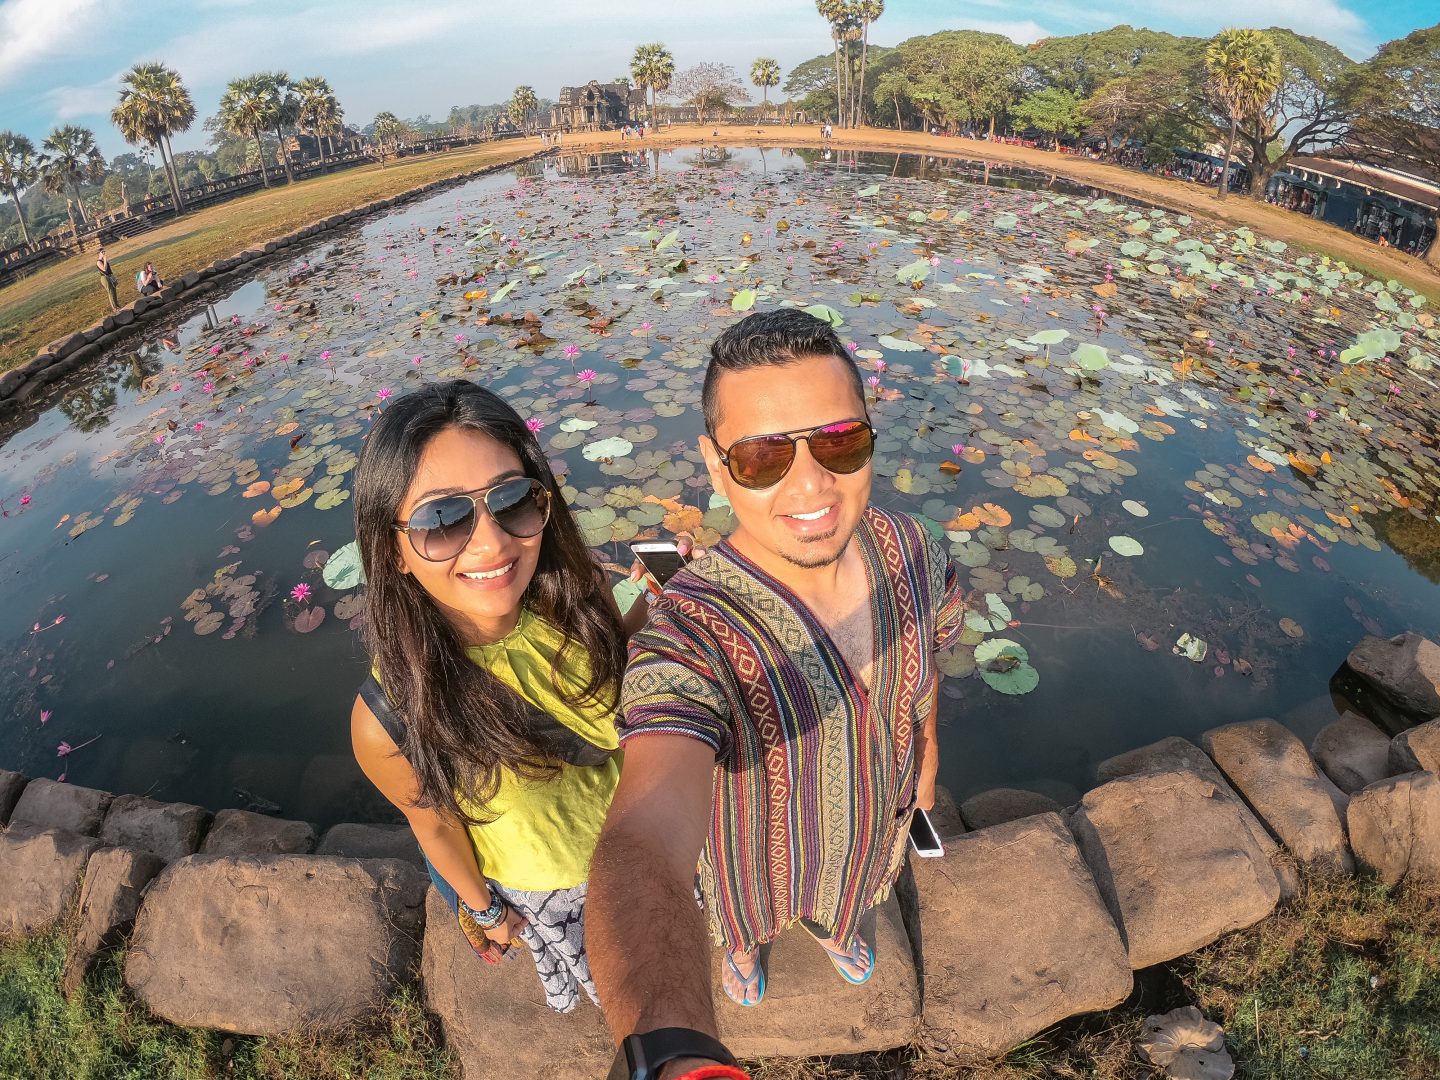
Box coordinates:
[357,673,614,769]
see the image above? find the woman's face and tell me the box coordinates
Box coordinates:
[394,425,544,643]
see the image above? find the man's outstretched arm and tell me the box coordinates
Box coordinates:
[588,732,719,1044]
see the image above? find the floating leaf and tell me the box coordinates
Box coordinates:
[1121,500,1149,517]
[1174,633,1208,662]
[964,592,1013,633]
[801,303,844,327]
[731,288,757,312]
[1108,535,1144,556]
[896,260,931,284]
[973,637,1039,694]
[293,606,326,633]
[1072,343,1111,372]
[1278,617,1305,638]
[322,541,366,590]
[877,334,924,352]
[582,436,635,461]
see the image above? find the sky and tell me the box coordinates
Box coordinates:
[1,0,1436,160]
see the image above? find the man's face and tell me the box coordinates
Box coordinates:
[700,353,871,571]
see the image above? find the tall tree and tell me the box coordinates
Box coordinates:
[1205,28,1283,200]
[630,43,676,127]
[751,58,781,115]
[509,86,539,134]
[816,0,848,125]
[218,75,279,187]
[1010,88,1086,149]
[262,72,299,182]
[1024,26,1194,98]
[870,68,912,130]
[39,125,106,231]
[852,0,884,127]
[112,61,196,215]
[0,131,39,247]
[294,76,344,164]
[371,112,405,165]
[670,64,749,123]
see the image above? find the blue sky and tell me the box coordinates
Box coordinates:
[1,0,1435,159]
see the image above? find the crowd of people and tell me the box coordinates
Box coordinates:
[350,310,959,1080]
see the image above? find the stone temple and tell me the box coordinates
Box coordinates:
[550,80,647,131]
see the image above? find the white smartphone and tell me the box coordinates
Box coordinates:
[629,541,691,593]
[908,808,944,858]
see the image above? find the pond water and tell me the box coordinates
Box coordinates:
[3,145,1439,827]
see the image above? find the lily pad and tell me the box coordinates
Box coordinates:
[582,436,634,461]
[1108,535,1144,556]
[973,637,1039,695]
[322,541,366,590]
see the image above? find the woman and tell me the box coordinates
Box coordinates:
[350,379,652,1013]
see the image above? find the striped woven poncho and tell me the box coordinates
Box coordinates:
[619,507,964,952]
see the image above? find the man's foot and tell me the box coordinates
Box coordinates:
[721,948,765,1006]
[809,932,874,985]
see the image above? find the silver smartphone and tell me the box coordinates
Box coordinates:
[908,807,944,858]
[629,541,691,592]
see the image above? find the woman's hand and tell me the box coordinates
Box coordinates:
[457,898,525,964]
[483,904,528,948]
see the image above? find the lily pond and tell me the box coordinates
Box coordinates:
[3,145,1440,826]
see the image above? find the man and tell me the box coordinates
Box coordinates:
[96,247,119,312]
[589,309,963,1078]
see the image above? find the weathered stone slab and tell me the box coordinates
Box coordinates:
[421,887,613,1079]
[1348,632,1440,720]
[126,854,427,1035]
[180,270,200,289]
[317,822,423,867]
[201,809,316,855]
[100,794,211,863]
[914,813,1132,1062]
[1347,772,1440,887]
[958,787,1062,831]
[1067,770,1280,969]
[0,769,29,825]
[1200,719,1353,874]
[1390,717,1440,775]
[0,823,103,935]
[0,370,26,397]
[1311,712,1392,794]
[1094,735,1299,899]
[11,778,113,836]
[715,894,919,1058]
[62,846,166,996]
[112,307,134,326]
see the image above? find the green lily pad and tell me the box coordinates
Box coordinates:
[322,541,366,590]
[1108,535,1144,556]
[973,637,1039,694]
[582,437,635,461]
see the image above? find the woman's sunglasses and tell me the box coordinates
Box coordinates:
[394,477,551,561]
[715,419,876,490]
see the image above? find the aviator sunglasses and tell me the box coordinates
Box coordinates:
[394,477,551,561]
[714,418,876,490]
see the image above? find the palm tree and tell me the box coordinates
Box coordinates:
[852,0,884,128]
[262,72,298,183]
[816,0,847,125]
[218,75,279,187]
[294,76,344,166]
[751,58,781,117]
[0,131,40,247]
[39,125,106,239]
[630,43,675,128]
[371,112,405,166]
[112,62,195,215]
[509,86,539,135]
[1205,28,1282,202]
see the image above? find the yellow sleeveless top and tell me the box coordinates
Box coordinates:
[456,608,620,891]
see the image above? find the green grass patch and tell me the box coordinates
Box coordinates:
[0,931,456,1080]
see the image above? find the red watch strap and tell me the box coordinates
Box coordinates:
[669,1067,750,1080]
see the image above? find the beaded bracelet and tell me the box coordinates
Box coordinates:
[458,893,506,930]
[669,1067,750,1080]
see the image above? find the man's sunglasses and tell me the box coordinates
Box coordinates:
[714,419,876,490]
[394,477,551,562]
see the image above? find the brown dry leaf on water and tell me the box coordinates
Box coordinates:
[1136,1006,1234,1080]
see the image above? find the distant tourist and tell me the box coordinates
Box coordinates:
[96,247,119,312]
[136,261,163,296]
[589,310,964,1046]
[349,379,690,1014]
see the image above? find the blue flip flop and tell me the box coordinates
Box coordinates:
[722,950,766,1006]
[807,931,874,986]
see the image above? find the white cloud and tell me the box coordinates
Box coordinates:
[43,79,119,120]
[1122,0,1375,56]
[0,0,114,88]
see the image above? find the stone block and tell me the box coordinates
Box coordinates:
[132,296,152,315]
[0,370,27,397]
[1390,717,1440,775]
[317,822,423,867]
[715,894,920,1058]
[201,809,316,855]
[126,854,427,1035]
[0,769,28,825]
[1200,719,1353,874]
[958,787,1062,831]
[1347,772,1440,887]
[1348,632,1440,721]
[1311,712,1392,794]
[81,324,106,343]
[913,813,1132,1062]
[1067,770,1280,969]
[421,887,613,1079]
[61,846,165,995]
[112,307,134,326]
[11,778,113,836]
[1094,736,1299,899]
[100,794,212,863]
[0,823,103,935]
[263,241,278,253]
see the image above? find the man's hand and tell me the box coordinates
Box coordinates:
[915,736,938,812]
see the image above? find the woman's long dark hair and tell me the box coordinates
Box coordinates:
[354,379,625,824]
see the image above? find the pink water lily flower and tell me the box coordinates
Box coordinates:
[577,369,597,384]
[57,734,100,757]
[39,710,51,725]
[202,382,214,393]
[564,345,581,360]
[171,382,182,392]
[19,494,30,506]
[321,350,332,361]
[867,375,881,388]
[192,422,205,432]
[209,345,222,355]
[291,583,312,603]
[525,416,545,433]
[377,387,393,401]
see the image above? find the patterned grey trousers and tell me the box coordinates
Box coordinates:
[493,880,599,1014]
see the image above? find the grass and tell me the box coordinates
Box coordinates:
[0,930,456,1080]
[0,139,543,374]
[2,870,1435,1078]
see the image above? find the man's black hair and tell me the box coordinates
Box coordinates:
[701,308,866,436]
